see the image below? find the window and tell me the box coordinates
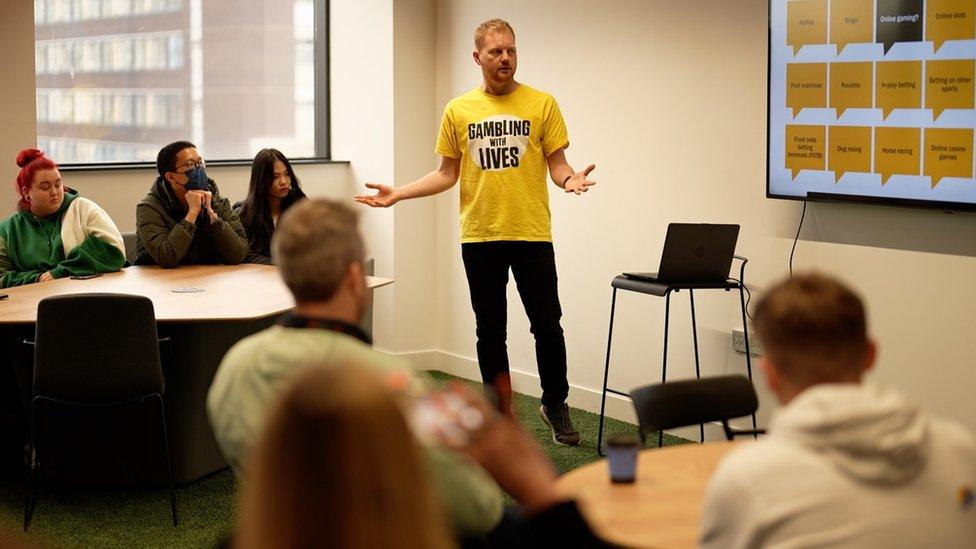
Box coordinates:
[34,0,329,166]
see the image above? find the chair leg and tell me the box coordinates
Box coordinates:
[597,288,618,457]
[659,290,672,448]
[738,286,759,437]
[23,402,37,531]
[689,289,704,443]
[155,396,178,527]
[23,441,34,531]
[721,420,734,441]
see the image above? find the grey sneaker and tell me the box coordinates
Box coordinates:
[540,403,581,446]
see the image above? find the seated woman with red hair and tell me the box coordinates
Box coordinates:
[0,148,125,287]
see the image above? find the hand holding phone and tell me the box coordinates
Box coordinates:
[408,391,486,447]
[417,385,562,513]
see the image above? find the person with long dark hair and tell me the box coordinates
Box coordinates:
[236,148,306,264]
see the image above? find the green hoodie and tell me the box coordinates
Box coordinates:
[0,188,126,288]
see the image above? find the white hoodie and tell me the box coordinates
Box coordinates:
[700,383,976,549]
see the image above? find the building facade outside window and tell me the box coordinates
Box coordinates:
[34,0,326,165]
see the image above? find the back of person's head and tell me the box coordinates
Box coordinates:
[14,148,57,211]
[156,140,195,178]
[237,365,451,549]
[474,18,515,49]
[753,273,870,387]
[272,198,364,302]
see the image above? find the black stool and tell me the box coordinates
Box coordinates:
[596,256,756,455]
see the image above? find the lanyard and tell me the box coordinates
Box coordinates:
[277,312,371,345]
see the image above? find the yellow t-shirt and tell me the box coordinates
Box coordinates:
[435,84,569,243]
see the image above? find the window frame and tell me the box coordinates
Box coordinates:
[35,0,334,172]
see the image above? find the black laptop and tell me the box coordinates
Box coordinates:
[623,223,740,283]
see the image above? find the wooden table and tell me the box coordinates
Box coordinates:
[0,265,394,484]
[556,441,741,549]
[0,264,394,323]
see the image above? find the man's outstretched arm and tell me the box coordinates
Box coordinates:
[546,148,596,195]
[355,156,461,208]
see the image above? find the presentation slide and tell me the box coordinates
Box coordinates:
[768,0,976,210]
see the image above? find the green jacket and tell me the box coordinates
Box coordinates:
[207,324,505,537]
[134,177,248,267]
[0,189,125,288]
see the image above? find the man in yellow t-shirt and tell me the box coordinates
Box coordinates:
[356,18,595,446]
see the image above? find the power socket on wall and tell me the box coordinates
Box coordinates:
[731,329,763,357]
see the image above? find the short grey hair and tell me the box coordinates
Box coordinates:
[272,198,365,302]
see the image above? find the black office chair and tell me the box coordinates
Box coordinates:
[121,231,138,265]
[23,294,177,530]
[629,375,765,445]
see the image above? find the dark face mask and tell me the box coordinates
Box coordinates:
[184,166,209,191]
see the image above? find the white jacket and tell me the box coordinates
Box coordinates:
[700,383,976,548]
[61,196,125,258]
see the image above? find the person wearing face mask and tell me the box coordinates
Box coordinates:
[133,140,249,267]
[235,148,307,265]
[0,148,125,288]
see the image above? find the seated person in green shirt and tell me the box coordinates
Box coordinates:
[0,148,125,288]
[207,198,504,538]
[134,140,248,267]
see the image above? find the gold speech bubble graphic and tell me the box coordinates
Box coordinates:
[876,61,923,119]
[875,127,921,184]
[831,0,874,53]
[828,126,872,181]
[924,128,974,187]
[787,63,828,117]
[830,62,873,117]
[927,0,976,53]
[926,59,975,120]
[786,125,826,179]
[788,0,829,55]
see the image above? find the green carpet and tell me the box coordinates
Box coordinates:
[0,371,689,548]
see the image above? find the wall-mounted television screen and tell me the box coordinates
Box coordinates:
[768,0,976,211]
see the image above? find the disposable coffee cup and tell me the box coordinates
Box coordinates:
[606,433,640,484]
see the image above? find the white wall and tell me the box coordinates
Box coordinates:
[427,0,976,435]
[330,0,440,353]
[329,0,397,345]
[0,1,37,218]
[392,0,439,352]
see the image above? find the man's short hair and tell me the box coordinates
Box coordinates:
[753,273,869,385]
[474,18,515,50]
[156,140,196,177]
[272,198,365,302]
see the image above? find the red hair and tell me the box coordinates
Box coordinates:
[15,148,58,211]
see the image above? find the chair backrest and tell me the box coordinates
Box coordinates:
[33,293,163,403]
[629,375,758,438]
[121,231,138,264]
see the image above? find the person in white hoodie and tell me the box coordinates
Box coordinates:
[700,273,976,549]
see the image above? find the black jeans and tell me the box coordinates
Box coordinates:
[461,241,568,408]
